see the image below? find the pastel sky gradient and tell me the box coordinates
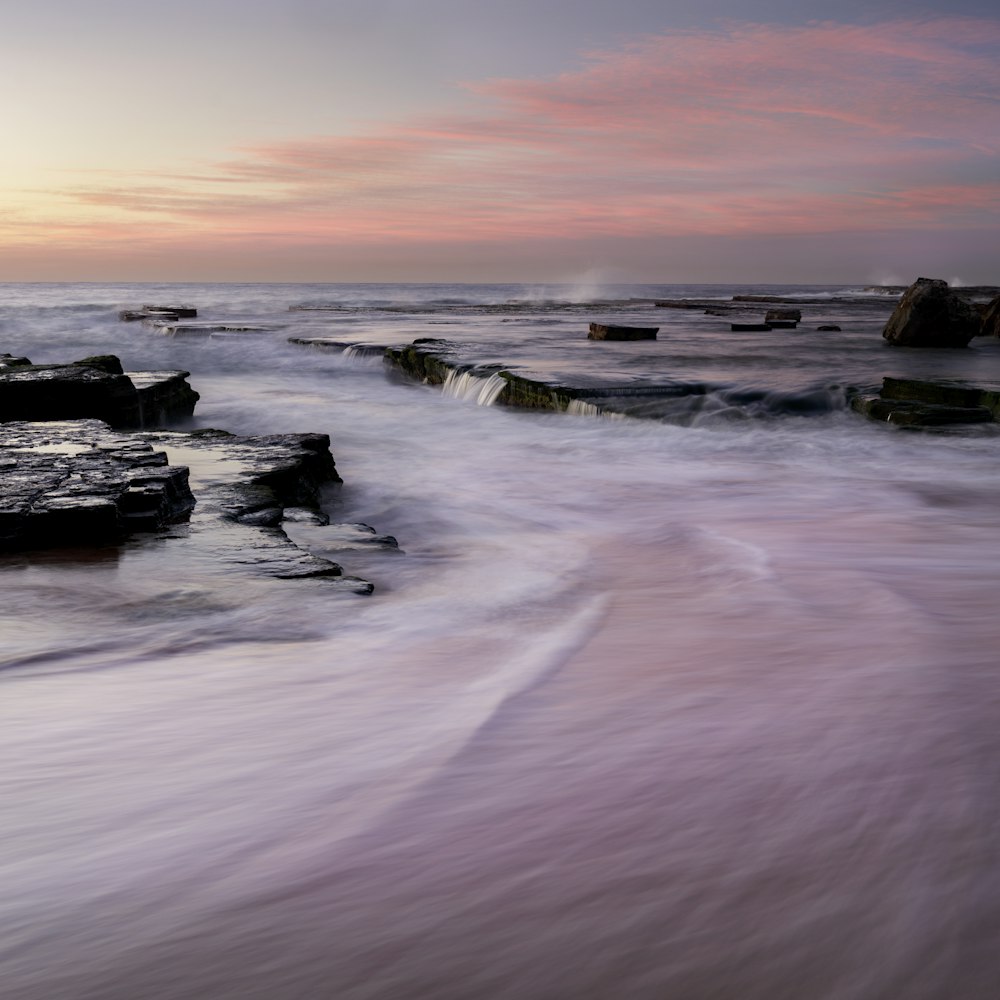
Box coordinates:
[3,1,999,282]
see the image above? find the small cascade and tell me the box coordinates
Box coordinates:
[566,399,603,417]
[442,370,508,406]
[343,344,384,361]
[565,398,623,420]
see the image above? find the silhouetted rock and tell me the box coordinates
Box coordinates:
[731,323,772,332]
[119,305,197,321]
[588,323,658,341]
[817,325,841,331]
[0,354,198,428]
[882,278,980,348]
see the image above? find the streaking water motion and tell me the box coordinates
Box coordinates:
[2,282,1000,1000]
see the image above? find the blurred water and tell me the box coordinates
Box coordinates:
[2,283,1000,999]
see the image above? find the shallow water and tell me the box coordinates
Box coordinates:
[2,283,1000,999]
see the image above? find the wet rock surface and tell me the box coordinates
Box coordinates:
[882,278,981,348]
[0,354,198,428]
[0,421,376,591]
[0,420,194,551]
[850,377,1000,427]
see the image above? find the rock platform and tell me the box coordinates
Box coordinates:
[850,377,1000,427]
[0,421,378,590]
[0,354,198,428]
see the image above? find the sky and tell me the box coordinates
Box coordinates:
[2,0,999,283]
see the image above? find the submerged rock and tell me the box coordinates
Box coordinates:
[588,323,658,341]
[882,278,980,348]
[0,354,198,428]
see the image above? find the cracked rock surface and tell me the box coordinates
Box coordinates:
[0,421,376,592]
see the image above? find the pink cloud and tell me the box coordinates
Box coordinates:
[9,16,1000,260]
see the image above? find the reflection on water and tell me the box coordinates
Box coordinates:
[2,283,1000,999]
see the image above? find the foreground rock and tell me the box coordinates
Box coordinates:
[0,354,198,428]
[0,421,195,550]
[850,377,1000,427]
[588,323,658,341]
[882,278,980,348]
[0,420,376,590]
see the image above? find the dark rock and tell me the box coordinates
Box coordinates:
[851,397,992,426]
[849,376,1000,427]
[75,354,125,375]
[979,295,1000,338]
[882,278,980,348]
[588,323,658,341]
[0,353,32,369]
[384,341,457,385]
[654,299,730,311]
[730,323,772,332]
[142,304,198,318]
[119,305,197,322]
[150,322,273,338]
[766,321,798,329]
[765,309,801,323]
[817,325,841,331]
[288,338,386,358]
[1,419,375,590]
[0,420,194,550]
[0,354,198,428]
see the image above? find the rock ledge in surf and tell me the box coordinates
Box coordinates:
[850,377,1000,427]
[0,353,199,428]
[588,323,658,341]
[0,420,375,591]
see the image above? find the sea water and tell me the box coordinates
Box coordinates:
[2,283,1000,999]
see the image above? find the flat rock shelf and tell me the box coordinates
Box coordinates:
[0,420,381,592]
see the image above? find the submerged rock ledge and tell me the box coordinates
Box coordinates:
[296,333,1000,432]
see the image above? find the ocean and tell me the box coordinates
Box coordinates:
[3,282,1000,999]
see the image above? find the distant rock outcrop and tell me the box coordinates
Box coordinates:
[765,309,801,325]
[882,278,980,348]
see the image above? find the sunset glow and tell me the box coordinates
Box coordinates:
[3,8,998,281]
